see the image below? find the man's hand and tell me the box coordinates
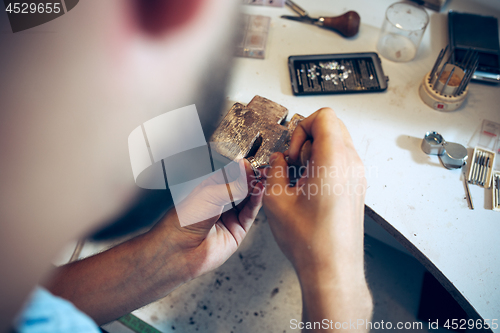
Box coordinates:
[44,159,263,325]
[151,158,264,281]
[262,108,372,332]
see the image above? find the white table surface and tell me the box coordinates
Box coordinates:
[94,0,500,331]
[226,0,500,329]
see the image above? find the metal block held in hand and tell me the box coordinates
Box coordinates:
[209,96,307,174]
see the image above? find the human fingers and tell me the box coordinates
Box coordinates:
[336,119,366,180]
[337,118,356,152]
[289,108,333,160]
[289,108,345,167]
[226,159,252,203]
[203,158,253,187]
[174,180,231,228]
[221,182,264,246]
[237,181,264,230]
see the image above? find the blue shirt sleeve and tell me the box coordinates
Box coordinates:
[14,287,100,333]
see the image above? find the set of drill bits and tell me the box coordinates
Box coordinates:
[467,148,495,188]
[493,172,500,211]
[428,46,479,97]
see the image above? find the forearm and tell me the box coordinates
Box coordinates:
[263,108,372,332]
[43,219,189,325]
[296,213,372,332]
[298,262,373,333]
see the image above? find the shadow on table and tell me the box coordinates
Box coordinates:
[396,134,442,167]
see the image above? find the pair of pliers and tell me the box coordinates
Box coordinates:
[281,0,360,38]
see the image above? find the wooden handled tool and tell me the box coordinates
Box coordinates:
[281,0,360,38]
[318,11,360,38]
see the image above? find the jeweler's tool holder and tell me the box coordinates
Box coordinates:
[419,45,479,112]
[421,131,468,169]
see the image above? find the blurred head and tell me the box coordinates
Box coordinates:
[0,0,238,327]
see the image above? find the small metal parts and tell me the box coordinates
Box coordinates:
[462,121,500,211]
[246,156,264,180]
[467,147,496,188]
[421,131,467,169]
[419,45,479,111]
[493,172,500,211]
[304,62,353,85]
[289,53,387,95]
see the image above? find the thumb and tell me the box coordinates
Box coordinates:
[176,160,249,228]
[175,181,228,228]
[176,167,236,228]
[225,159,250,203]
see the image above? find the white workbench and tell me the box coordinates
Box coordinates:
[226,0,500,329]
[99,0,500,331]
